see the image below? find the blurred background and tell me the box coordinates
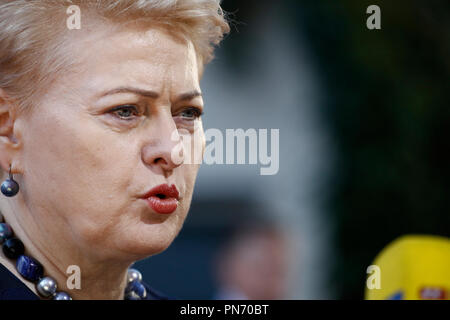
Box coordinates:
[135,0,450,299]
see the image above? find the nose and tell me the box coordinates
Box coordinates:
[141,112,185,173]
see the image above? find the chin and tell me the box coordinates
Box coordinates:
[117,223,181,260]
[115,239,173,262]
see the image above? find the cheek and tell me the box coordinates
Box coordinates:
[178,129,203,208]
[22,108,137,235]
[181,122,205,163]
[201,131,206,156]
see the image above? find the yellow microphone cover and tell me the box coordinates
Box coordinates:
[365,234,449,300]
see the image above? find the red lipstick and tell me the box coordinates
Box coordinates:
[142,184,179,214]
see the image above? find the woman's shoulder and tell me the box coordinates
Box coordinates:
[0,263,39,300]
[142,281,174,300]
[0,262,173,300]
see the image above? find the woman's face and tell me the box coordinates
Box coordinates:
[14,26,205,261]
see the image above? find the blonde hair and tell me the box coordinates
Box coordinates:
[0,0,229,113]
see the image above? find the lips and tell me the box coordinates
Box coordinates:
[142,184,180,214]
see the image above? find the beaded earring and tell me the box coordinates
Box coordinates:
[1,165,19,197]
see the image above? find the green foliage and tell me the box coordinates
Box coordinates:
[294,0,450,298]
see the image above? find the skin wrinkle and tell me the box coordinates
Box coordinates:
[0,24,205,299]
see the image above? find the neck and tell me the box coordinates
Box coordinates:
[0,199,132,300]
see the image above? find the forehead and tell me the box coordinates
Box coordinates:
[64,26,200,96]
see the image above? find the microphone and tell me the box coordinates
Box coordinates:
[365,235,449,300]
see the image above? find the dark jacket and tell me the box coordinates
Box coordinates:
[0,263,170,300]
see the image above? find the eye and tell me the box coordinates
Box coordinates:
[109,105,140,120]
[177,107,204,120]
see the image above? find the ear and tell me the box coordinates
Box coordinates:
[0,89,23,174]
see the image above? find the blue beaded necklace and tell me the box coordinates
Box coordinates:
[0,218,147,300]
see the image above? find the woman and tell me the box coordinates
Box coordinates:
[0,0,229,300]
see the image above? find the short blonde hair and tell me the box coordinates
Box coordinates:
[0,0,229,113]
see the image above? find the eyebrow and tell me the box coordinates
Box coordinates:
[99,87,202,102]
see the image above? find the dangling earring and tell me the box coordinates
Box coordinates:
[1,165,19,197]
